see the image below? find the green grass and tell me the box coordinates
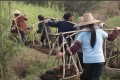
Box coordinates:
[11,1,65,25]
[106,16,120,28]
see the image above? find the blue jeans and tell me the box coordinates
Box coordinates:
[80,63,104,80]
[20,31,26,45]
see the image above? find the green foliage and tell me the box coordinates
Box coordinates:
[106,16,120,28]
[11,1,64,26]
[100,72,110,80]
[0,1,18,79]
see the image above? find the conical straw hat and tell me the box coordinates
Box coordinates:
[74,17,83,28]
[14,10,21,14]
[77,13,100,27]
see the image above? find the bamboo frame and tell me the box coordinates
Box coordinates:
[43,35,60,67]
[42,33,82,79]
[30,21,52,48]
[40,24,118,79]
[43,24,51,49]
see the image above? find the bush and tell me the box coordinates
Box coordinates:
[12,58,30,79]
[0,1,18,80]
[106,16,120,28]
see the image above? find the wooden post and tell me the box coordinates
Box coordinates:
[61,33,66,78]
[43,35,60,67]
[44,24,51,49]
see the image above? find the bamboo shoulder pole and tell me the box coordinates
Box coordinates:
[55,29,115,36]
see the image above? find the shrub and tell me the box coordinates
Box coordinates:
[12,58,30,79]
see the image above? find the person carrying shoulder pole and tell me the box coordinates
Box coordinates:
[56,13,120,80]
[11,10,28,45]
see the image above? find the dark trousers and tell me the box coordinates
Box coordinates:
[40,35,48,45]
[80,63,104,80]
[20,31,26,45]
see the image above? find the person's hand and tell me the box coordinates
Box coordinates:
[11,27,16,30]
[115,27,120,31]
[24,14,26,16]
[56,52,63,58]
[44,19,51,24]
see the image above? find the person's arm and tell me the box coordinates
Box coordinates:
[36,23,43,33]
[47,21,59,28]
[66,41,81,56]
[107,27,120,41]
[56,41,81,58]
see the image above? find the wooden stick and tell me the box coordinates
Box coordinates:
[32,26,35,45]
[61,36,79,79]
[63,74,79,80]
[105,48,113,66]
[43,35,60,67]
[104,39,107,60]
[44,24,51,49]
[55,29,115,36]
[62,33,66,78]
[31,21,44,28]
[76,53,83,71]
[66,44,79,76]
[106,55,117,60]
[68,36,74,68]
[66,31,78,39]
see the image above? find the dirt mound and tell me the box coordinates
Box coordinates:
[40,65,79,80]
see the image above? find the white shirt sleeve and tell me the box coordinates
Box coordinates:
[76,33,83,43]
[100,29,108,39]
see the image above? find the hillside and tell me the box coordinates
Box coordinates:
[0,1,120,80]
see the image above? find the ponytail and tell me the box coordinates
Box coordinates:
[90,24,96,48]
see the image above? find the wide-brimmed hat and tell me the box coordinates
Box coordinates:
[99,22,105,28]
[74,17,83,28]
[77,17,83,24]
[76,13,100,27]
[13,10,21,14]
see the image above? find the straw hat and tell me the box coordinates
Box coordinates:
[14,10,21,14]
[77,17,83,24]
[99,22,105,28]
[76,13,100,27]
[74,17,83,28]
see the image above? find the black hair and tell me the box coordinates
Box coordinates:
[82,24,96,48]
[89,24,96,48]
[63,12,73,21]
[38,15,45,21]
[15,14,20,17]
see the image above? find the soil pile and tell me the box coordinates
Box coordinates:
[40,65,77,80]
